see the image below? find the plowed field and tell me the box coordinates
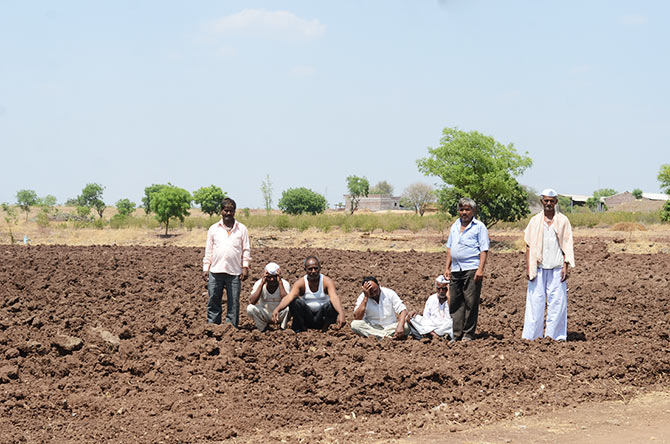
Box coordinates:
[1,240,668,443]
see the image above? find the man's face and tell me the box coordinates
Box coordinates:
[221,204,236,222]
[364,280,381,299]
[458,205,474,225]
[436,283,449,300]
[541,196,557,212]
[265,274,279,288]
[305,259,321,281]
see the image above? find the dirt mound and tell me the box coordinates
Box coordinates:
[0,242,669,443]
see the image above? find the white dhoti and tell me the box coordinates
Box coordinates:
[408,315,453,338]
[350,320,410,338]
[522,267,567,341]
[246,304,289,331]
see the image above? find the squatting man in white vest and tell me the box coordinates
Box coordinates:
[522,188,575,341]
[271,256,346,332]
[246,262,291,331]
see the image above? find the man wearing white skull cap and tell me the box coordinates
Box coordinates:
[408,275,454,340]
[246,262,291,331]
[522,188,575,341]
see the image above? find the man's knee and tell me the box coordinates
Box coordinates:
[351,320,369,336]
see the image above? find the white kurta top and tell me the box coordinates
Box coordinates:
[541,222,564,269]
[250,278,291,312]
[354,287,407,327]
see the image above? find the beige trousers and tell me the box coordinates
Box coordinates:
[246,304,289,331]
[350,319,410,338]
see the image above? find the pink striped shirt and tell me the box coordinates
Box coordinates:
[202,220,251,275]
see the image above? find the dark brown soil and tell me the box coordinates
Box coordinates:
[1,240,669,443]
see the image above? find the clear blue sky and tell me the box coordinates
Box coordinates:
[1,1,668,209]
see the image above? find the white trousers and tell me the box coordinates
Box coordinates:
[408,315,453,338]
[351,320,410,338]
[522,267,567,341]
[246,304,289,331]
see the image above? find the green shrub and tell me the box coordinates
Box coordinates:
[36,211,50,228]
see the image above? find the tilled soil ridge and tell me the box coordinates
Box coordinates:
[0,241,668,443]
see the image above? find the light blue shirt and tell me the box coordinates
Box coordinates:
[446,218,489,272]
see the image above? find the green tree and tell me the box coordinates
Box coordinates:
[658,164,670,194]
[16,189,38,220]
[115,198,136,217]
[278,187,327,215]
[260,175,273,215]
[38,195,57,213]
[369,180,394,195]
[193,185,226,216]
[77,183,106,218]
[660,201,670,223]
[1,203,19,243]
[632,188,643,199]
[150,185,192,235]
[401,182,435,216]
[557,195,573,213]
[417,127,533,227]
[346,175,369,214]
[142,184,168,215]
[586,188,617,211]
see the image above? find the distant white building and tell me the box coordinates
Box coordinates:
[343,194,403,211]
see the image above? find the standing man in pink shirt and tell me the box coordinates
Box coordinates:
[203,197,251,327]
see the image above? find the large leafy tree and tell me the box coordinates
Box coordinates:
[77,183,106,218]
[142,184,168,215]
[278,187,327,215]
[193,185,226,217]
[16,189,38,220]
[417,127,533,227]
[346,175,369,214]
[401,182,435,216]
[150,185,192,235]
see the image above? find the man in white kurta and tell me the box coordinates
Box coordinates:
[522,188,575,341]
[351,276,409,339]
[409,275,453,339]
[246,262,290,331]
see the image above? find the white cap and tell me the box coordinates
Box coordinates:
[265,262,280,275]
[540,188,558,197]
[435,275,449,284]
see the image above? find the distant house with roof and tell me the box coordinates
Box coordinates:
[602,191,669,211]
[342,194,403,212]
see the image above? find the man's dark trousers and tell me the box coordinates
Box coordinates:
[449,269,481,340]
[207,272,241,326]
[289,298,337,332]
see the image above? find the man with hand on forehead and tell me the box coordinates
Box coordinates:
[522,188,575,341]
[246,262,291,331]
[408,275,453,340]
[351,276,409,340]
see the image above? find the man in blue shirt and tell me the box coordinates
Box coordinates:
[444,198,490,342]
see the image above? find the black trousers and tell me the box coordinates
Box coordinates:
[289,298,337,332]
[449,269,482,340]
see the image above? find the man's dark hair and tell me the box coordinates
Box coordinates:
[221,197,236,210]
[304,256,321,268]
[362,276,379,286]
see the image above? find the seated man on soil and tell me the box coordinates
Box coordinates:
[351,276,409,339]
[407,275,453,340]
[271,256,346,332]
[246,262,291,331]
